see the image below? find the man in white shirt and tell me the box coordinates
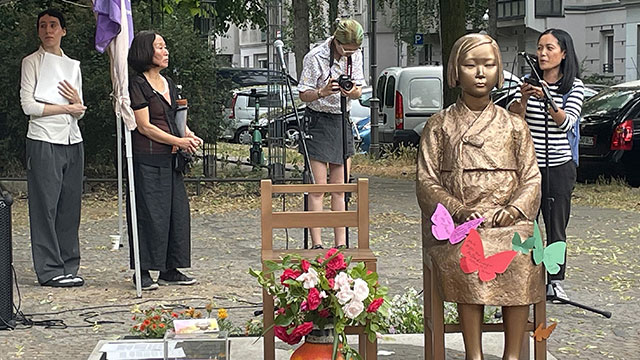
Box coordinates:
[19,9,86,287]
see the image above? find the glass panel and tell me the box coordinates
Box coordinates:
[377,75,387,102]
[408,78,442,110]
[385,76,396,107]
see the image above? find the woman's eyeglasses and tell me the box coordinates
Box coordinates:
[337,42,360,56]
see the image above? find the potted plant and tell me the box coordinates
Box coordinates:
[250,249,390,360]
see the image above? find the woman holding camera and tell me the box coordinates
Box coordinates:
[298,19,366,249]
[127,31,202,290]
[509,29,585,301]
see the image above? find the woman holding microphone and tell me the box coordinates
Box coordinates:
[509,29,585,302]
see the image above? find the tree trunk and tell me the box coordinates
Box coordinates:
[487,0,497,38]
[293,0,311,79]
[439,0,466,107]
[328,0,339,34]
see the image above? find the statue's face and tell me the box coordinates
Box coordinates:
[457,43,498,98]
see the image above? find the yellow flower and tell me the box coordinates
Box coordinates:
[205,302,214,313]
[218,308,228,320]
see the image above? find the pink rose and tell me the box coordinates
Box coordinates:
[301,260,310,272]
[274,325,302,345]
[367,298,384,313]
[306,288,321,310]
[327,278,335,289]
[291,322,314,338]
[280,269,301,287]
[352,278,370,302]
[318,308,331,318]
[324,249,347,272]
[342,300,364,319]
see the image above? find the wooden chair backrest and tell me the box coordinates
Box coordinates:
[260,178,369,251]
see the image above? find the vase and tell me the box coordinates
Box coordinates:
[290,327,345,360]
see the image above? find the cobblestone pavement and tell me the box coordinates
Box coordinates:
[0,176,638,359]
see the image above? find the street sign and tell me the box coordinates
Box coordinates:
[414,33,424,45]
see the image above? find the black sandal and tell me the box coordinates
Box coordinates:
[311,244,324,250]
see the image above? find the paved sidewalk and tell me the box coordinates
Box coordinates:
[0,176,637,359]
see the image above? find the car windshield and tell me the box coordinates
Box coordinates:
[582,88,638,116]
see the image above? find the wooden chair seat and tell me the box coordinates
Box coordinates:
[260,179,377,360]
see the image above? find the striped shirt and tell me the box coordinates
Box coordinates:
[512,78,584,167]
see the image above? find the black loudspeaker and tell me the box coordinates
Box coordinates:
[0,190,14,329]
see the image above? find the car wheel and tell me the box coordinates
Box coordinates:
[285,126,300,149]
[234,127,251,144]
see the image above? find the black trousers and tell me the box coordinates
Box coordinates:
[126,160,191,272]
[26,139,84,284]
[539,160,576,282]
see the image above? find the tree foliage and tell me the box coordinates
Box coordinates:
[0,0,230,176]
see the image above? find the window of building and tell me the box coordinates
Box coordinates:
[602,30,614,73]
[497,0,525,20]
[535,0,563,17]
[244,56,250,68]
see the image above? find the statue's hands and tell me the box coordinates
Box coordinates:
[454,207,483,223]
[492,206,521,227]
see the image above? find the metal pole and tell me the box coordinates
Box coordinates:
[368,0,380,158]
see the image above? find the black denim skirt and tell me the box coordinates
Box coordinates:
[299,107,355,165]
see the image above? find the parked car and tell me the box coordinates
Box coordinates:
[221,85,299,144]
[217,67,297,88]
[578,80,640,186]
[376,66,443,145]
[275,87,373,149]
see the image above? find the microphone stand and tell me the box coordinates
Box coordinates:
[340,94,350,248]
[521,53,611,319]
[276,50,315,249]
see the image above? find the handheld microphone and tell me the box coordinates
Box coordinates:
[518,51,558,112]
[274,39,287,72]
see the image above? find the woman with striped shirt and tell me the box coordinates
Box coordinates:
[509,29,584,302]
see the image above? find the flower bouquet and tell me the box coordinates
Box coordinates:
[250,249,389,360]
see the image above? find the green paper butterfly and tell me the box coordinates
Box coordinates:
[511,220,566,275]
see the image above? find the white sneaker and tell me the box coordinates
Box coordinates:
[550,282,570,302]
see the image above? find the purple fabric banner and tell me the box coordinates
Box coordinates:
[94,0,134,53]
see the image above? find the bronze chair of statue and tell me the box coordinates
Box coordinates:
[423,215,548,360]
[260,178,377,360]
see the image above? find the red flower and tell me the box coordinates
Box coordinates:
[280,268,302,287]
[274,325,302,345]
[171,312,179,318]
[291,322,314,338]
[306,288,321,310]
[140,324,146,331]
[328,278,335,289]
[301,260,310,272]
[153,315,160,320]
[300,300,308,311]
[367,298,384,313]
[276,307,286,315]
[159,323,166,328]
[143,319,151,326]
[325,249,347,273]
[318,309,331,318]
[152,324,157,329]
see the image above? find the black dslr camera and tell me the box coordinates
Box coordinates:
[336,74,354,91]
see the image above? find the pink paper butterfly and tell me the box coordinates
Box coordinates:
[431,203,485,244]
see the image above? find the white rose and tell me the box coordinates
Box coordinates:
[352,279,369,302]
[295,267,319,289]
[333,272,352,291]
[342,300,364,319]
[336,287,354,305]
[319,291,328,299]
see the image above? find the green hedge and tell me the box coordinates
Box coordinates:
[0,0,230,176]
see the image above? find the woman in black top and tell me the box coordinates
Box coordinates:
[127,31,202,290]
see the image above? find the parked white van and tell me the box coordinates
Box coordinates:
[375,66,443,145]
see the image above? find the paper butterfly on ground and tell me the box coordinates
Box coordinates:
[511,220,566,275]
[431,203,485,245]
[532,322,557,342]
[460,228,518,282]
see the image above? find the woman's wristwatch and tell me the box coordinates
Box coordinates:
[316,89,322,99]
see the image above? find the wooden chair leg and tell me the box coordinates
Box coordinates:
[358,332,366,358]
[432,274,445,360]
[263,265,275,360]
[533,299,547,360]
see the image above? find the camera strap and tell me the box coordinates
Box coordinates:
[327,41,352,80]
